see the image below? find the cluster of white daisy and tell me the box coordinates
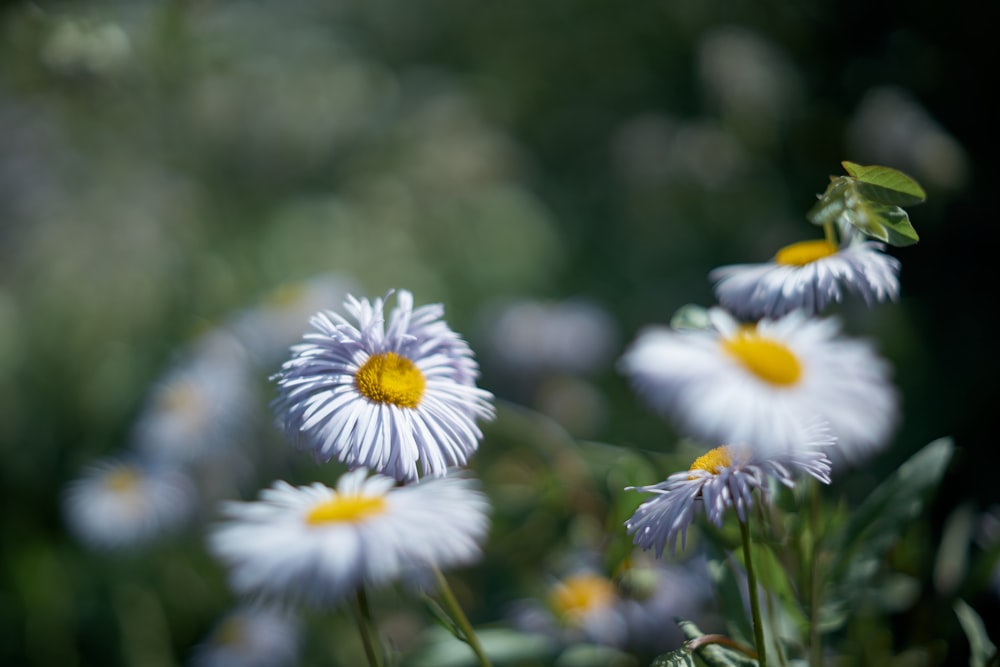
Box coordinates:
[615,161,926,662]
[205,288,496,664]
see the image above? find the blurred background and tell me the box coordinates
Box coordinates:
[2,0,998,665]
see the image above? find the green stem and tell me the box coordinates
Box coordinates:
[739,517,768,667]
[823,221,837,245]
[809,482,823,667]
[433,567,492,667]
[354,587,383,667]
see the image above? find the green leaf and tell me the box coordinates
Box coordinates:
[676,619,759,667]
[649,647,695,667]
[954,599,998,667]
[830,438,954,585]
[806,162,925,246]
[841,161,927,205]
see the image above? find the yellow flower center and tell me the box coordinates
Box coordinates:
[103,467,141,493]
[354,352,426,408]
[688,446,734,477]
[306,494,388,525]
[774,239,838,266]
[721,328,802,386]
[549,573,617,619]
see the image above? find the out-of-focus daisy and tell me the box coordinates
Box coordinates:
[227,272,359,370]
[273,290,495,482]
[626,440,832,557]
[63,456,197,550]
[709,236,900,319]
[617,554,716,654]
[510,569,628,648]
[620,307,897,461]
[207,468,490,608]
[190,605,301,667]
[131,330,257,466]
[480,297,620,376]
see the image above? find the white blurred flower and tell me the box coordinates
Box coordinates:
[273,290,495,482]
[710,236,901,319]
[130,330,257,466]
[227,273,360,370]
[482,297,619,376]
[620,308,897,461]
[190,605,300,667]
[63,457,197,550]
[207,468,490,608]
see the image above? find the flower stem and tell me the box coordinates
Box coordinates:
[823,221,837,245]
[433,567,492,667]
[354,587,383,667]
[739,517,768,667]
[808,481,823,667]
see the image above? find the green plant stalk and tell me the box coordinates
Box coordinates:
[355,587,383,667]
[809,482,823,667]
[740,517,768,667]
[433,567,493,667]
[823,221,837,245]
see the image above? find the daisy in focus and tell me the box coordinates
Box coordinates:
[207,468,490,608]
[626,439,833,557]
[62,456,197,550]
[620,307,898,461]
[709,234,900,320]
[273,289,495,482]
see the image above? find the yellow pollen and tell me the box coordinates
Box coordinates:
[354,352,426,408]
[722,328,802,386]
[549,574,617,619]
[306,494,388,525]
[774,239,838,266]
[688,446,734,478]
[104,468,141,493]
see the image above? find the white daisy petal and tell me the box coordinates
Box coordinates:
[620,308,897,462]
[626,443,831,557]
[710,238,901,319]
[273,290,495,482]
[208,469,490,608]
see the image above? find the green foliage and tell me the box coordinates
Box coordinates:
[954,600,999,667]
[807,161,926,246]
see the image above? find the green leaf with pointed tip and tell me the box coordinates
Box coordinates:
[830,438,954,584]
[807,176,920,246]
[954,599,998,667]
[842,161,927,205]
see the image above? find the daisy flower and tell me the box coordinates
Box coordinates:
[709,236,900,319]
[273,290,495,482]
[510,569,628,648]
[620,307,898,461]
[626,440,832,557]
[207,468,490,608]
[190,605,301,667]
[62,456,197,550]
[131,330,256,466]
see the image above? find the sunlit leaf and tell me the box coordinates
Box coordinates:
[649,647,695,666]
[807,163,925,246]
[841,161,927,205]
[954,599,998,667]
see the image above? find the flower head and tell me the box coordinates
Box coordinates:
[207,468,490,608]
[273,290,495,482]
[626,439,832,556]
[190,605,301,667]
[62,457,197,550]
[709,237,900,319]
[620,307,898,461]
